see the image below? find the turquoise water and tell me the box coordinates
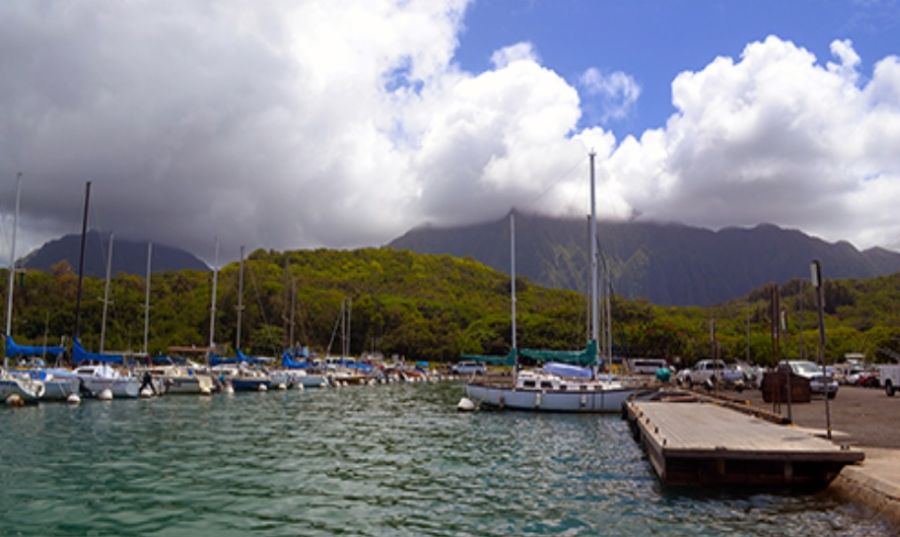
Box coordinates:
[0,383,891,536]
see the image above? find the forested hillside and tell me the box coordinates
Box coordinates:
[5,248,899,365]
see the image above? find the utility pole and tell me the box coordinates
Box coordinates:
[772,284,791,421]
[811,260,832,439]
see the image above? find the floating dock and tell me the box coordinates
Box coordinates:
[624,397,864,488]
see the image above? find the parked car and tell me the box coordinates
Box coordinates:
[676,359,745,390]
[451,361,486,376]
[781,360,838,399]
[854,368,880,388]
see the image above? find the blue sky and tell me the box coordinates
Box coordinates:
[456,0,900,137]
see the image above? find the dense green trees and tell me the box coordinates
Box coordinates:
[3,248,899,365]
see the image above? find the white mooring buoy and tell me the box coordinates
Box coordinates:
[457,397,476,412]
[5,394,24,407]
[277,383,287,390]
[258,383,268,392]
[296,383,304,391]
[98,388,114,401]
[140,387,154,399]
[66,393,81,405]
[224,384,235,395]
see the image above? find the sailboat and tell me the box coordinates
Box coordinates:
[68,182,142,399]
[134,242,214,395]
[464,155,635,412]
[1,173,58,402]
[208,246,273,391]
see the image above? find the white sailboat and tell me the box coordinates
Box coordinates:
[2,173,52,402]
[69,182,142,399]
[464,154,634,412]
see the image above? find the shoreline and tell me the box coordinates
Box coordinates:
[828,447,900,530]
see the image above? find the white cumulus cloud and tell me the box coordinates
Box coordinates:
[579,67,642,122]
[0,2,898,264]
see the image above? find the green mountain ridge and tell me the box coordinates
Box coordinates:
[388,214,900,306]
[5,246,898,365]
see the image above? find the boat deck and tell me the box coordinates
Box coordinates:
[625,399,864,487]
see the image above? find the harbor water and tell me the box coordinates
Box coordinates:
[0,383,891,536]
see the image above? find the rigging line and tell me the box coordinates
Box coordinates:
[518,154,588,214]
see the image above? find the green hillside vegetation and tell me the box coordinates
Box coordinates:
[3,248,899,365]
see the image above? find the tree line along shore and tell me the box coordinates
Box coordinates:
[4,247,899,364]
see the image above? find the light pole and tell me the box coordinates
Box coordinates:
[810,260,832,440]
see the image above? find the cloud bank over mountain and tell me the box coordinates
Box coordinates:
[0,1,898,262]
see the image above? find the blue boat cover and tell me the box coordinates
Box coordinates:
[5,335,65,358]
[210,349,266,367]
[71,338,124,365]
[281,352,310,369]
[542,362,593,379]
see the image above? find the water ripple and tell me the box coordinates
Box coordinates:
[0,383,892,536]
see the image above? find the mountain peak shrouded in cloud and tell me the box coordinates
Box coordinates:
[0,2,899,264]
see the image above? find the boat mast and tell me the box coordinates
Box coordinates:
[510,211,517,376]
[4,172,21,369]
[589,152,600,372]
[346,297,352,357]
[73,181,92,343]
[236,245,245,350]
[209,237,219,349]
[288,279,296,349]
[99,233,114,353]
[142,242,152,356]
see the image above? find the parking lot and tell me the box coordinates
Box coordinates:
[737,385,900,448]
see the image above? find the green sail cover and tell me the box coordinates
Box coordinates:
[458,348,517,366]
[519,339,598,366]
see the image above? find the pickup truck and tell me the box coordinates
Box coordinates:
[880,364,900,396]
[676,359,745,390]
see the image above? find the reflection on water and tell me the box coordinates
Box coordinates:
[0,383,890,536]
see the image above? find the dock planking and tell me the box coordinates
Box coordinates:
[625,400,864,488]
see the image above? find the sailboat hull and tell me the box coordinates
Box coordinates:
[79,377,141,399]
[465,383,633,413]
[42,377,81,400]
[0,375,45,402]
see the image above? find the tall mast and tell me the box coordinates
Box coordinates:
[288,279,296,348]
[340,298,346,357]
[236,245,245,350]
[4,172,21,368]
[208,237,219,349]
[99,233,114,353]
[510,211,517,351]
[347,297,352,357]
[589,152,599,367]
[5,172,21,338]
[142,242,152,355]
[73,181,92,341]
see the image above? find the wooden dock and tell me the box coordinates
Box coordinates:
[624,399,864,488]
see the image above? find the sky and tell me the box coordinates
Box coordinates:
[1,0,899,264]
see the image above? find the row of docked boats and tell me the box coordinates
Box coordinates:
[2,343,454,405]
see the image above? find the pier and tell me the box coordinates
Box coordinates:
[624,396,864,488]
